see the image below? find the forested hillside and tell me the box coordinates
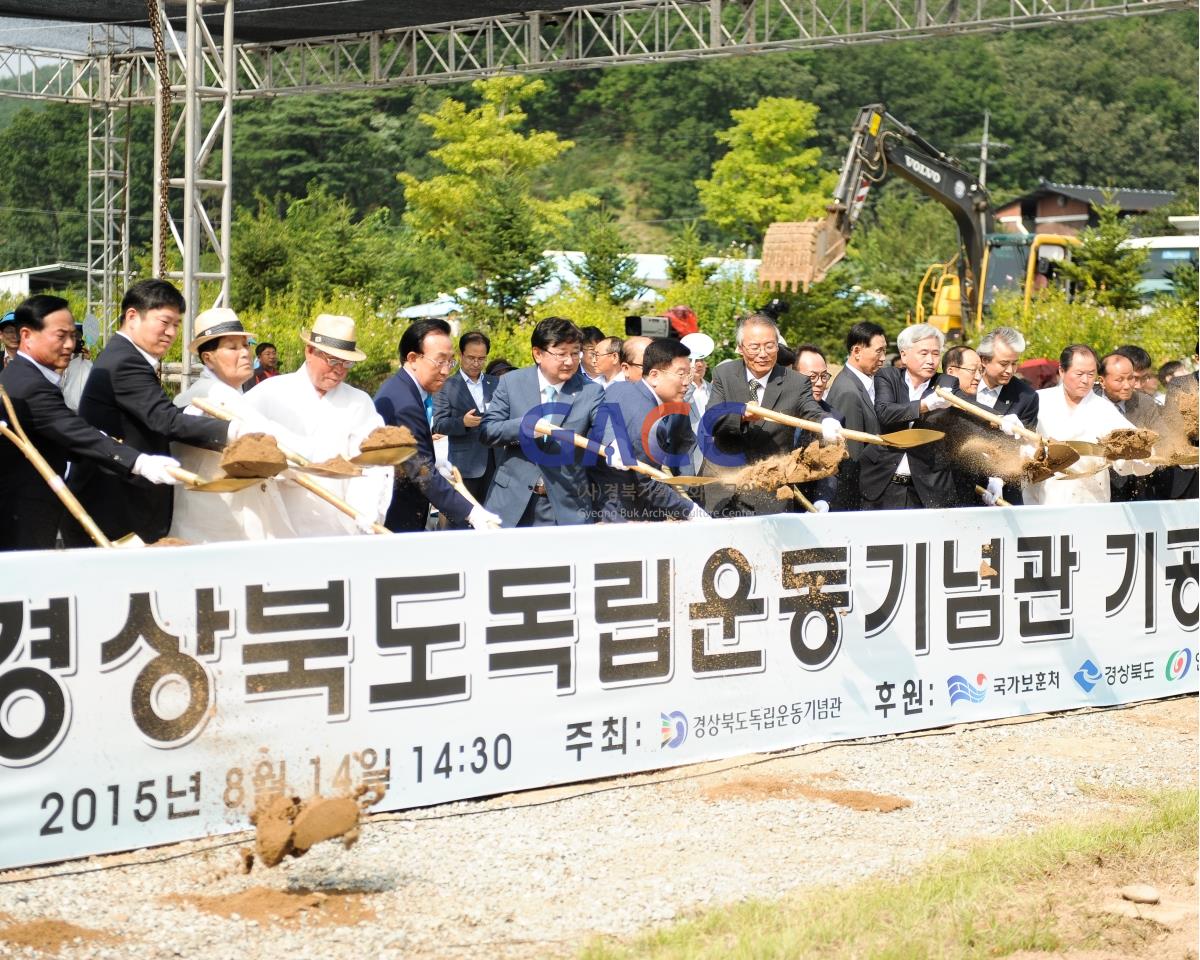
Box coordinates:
[0,12,1193,302]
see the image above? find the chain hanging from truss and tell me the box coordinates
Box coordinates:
[146,0,172,279]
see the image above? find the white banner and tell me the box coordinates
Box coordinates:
[0,502,1195,870]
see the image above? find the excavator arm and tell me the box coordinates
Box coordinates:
[760,104,993,317]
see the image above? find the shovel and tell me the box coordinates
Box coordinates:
[166,466,264,493]
[448,465,501,529]
[974,484,1012,507]
[190,397,390,535]
[933,388,1080,473]
[744,402,943,449]
[0,386,135,548]
[532,421,718,488]
[793,488,818,514]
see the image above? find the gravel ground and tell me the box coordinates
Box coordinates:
[0,695,1195,960]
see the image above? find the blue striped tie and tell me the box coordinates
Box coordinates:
[423,393,433,425]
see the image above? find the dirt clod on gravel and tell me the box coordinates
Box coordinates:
[220,433,288,478]
[703,774,911,813]
[1100,427,1158,460]
[731,443,847,491]
[359,425,417,452]
[165,887,375,927]
[251,786,385,868]
[0,917,115,954]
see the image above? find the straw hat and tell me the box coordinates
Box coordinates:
[188,307,249,353]
[301,313,366,363]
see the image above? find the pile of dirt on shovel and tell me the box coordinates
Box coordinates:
[731,442,847,491]
[308,454,360,476]
[360,425,417,452]
[248,784,385,871]
[220,433,288,478]
[1100,427,1158,460]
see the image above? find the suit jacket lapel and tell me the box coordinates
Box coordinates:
[760,364,784,409]
[483,374,496,403]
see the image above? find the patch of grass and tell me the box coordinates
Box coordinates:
[579,788,1198,960]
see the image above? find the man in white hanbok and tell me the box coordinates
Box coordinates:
[1023,344,1154,506]
[170,308,296,542]
[241,314,392,536]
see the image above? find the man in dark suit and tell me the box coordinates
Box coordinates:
[0,295,181,550]
[1099,350,1161,503]
[67,279,244,545]
[0,312,17,370]
[478,316,612,526]
[825,321,887,511]
[1160,361,1198,500]
[595,338,707,522]
[860,323,959,510]
[374,319,498,532]
[702,313,841,516]
[790,344,845,511]
[432,331,497,521]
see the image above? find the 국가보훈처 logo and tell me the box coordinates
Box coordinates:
[1074,659,1103,693]
[660,711,688,749]
[946,674,987,706]
[1165,648,1193,682]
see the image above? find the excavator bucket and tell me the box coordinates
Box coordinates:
[759,216,847,292]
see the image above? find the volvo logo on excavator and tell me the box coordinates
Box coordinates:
[903,155,941,184]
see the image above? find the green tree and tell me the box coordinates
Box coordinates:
[399,76,593,321]
[695,98,838,245]
[666,221,716,283]
[573,209,641,306]
[1058,202,1147,309]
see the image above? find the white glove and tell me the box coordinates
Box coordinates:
[352,513,378,535]
[1018,443,1038,461]
[923,393,951,412]
[686,502,710,521]
[820,417,842,443]
[1112,458,1155,477]
[983,476,1004,505]
[468,504,502,530]
[998,414,1023,438]
[812,499,830,513]
[605,441,632,471]
[132,454,181,485]
[435,459,454,481]
[225,418,249,442]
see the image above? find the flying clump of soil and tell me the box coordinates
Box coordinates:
[220,433,288,478]
[730,442,847,491]
[249,784,385,870]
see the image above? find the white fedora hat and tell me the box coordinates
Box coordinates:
[301,313,367,363]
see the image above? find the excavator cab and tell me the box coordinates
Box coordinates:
[914,257,964,339]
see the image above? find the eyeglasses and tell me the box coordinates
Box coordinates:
[419,354,455,372]
[741,342,778,355]
[657,366,692,381]
[803,372,832,384]
[315,349,355,370]
[543,349,582,362]
[593,350,620,358]
[949,365,982,377]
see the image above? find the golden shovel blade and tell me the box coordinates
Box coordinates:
[1043,442,1081,471]
[657,475,721,488]
[877,428,945,449]
[351,445,417,467]
[1063,440,1106,458]
[180,475,264,493]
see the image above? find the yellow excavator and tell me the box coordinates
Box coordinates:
[760,104,1075,338]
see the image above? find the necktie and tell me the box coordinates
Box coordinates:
[748,380,761,403]
[423,393,433,425]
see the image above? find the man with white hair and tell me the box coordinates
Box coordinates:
[242,314,392,536]
[702,312,842,515]
[973,326,1039,504]
[859,323,958,510]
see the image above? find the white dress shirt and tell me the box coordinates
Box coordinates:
[1022,384,1144,505]
[16,350,61,386]
[976,381,1002,409]
[116,330,161,372]
[242,367,392,536]
[460,369,486,413]
[893,371,929,477]
[845,362,876,403]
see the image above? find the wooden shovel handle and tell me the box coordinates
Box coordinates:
[532,421,670,480]
[793,488,818,514]
[744,402,884,447]
[974,484,1012,507]
[934,387,1040,444]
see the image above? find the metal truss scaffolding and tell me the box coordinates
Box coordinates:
[0,0,1192,343]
